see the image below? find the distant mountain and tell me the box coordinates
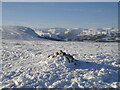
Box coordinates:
[2,26,119,42]
[35,27,119,42]
[35,27,68,41]
[2,26,42,40]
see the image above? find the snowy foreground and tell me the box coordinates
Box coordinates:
[1,39,119,88]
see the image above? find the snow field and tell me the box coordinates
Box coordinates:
[1,39,119,88]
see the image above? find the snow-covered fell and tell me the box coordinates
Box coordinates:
[1,25,118,42]
[1,39,119,88]
[35,27,118,42]
[35,27,68,41]
[2,26,41,40]
[1,26,119,88]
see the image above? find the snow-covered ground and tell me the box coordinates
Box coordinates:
[1,39,119,88]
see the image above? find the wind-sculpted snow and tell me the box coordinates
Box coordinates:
[1,39,119,88]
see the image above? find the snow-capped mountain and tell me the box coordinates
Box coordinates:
[35,27,118,42]
[2,26,119,42]
[35,27,68,41]
[2,26,42,40]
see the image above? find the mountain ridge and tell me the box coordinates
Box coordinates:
[2,25,119,42]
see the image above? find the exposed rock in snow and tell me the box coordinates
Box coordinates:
[47,50,78,66]
[1,25,119,88]
[1,39,119,88]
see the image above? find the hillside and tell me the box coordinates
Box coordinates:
[2,26,119,42]
[35,27,119,42]
[2,26,43,40]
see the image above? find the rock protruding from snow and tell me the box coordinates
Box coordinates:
[2,40,119,88]
[2,26,41,40]
[47,50,78,67]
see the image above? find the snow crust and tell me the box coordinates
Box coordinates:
[1,39,119,88]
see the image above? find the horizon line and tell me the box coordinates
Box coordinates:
[1,0,119,2]
[1,25,118,29]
